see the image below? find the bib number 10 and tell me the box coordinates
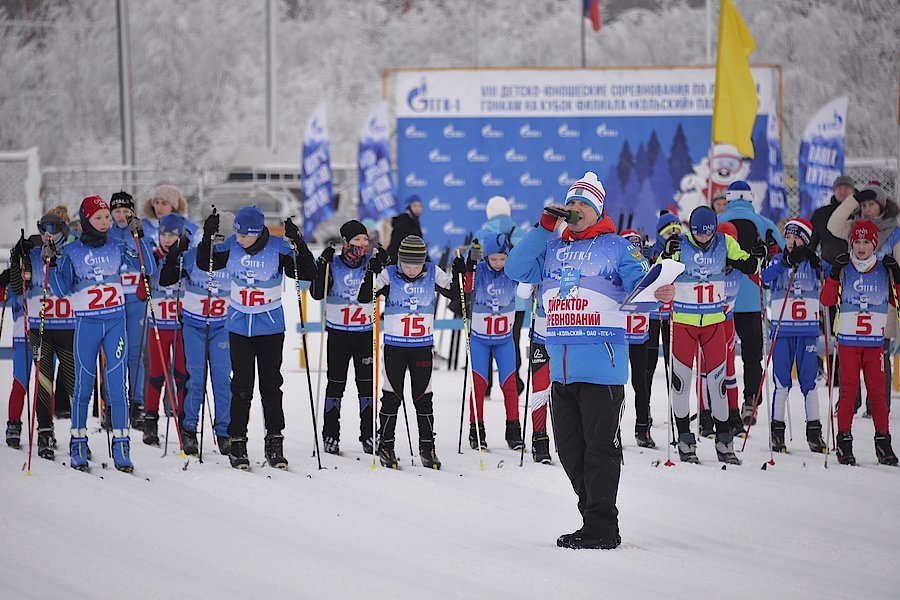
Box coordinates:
[401,315,427,337]
[483,315,510,336]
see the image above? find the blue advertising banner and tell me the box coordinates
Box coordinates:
[358,100,399,222]
[301,102,334,238]
[761,108,787,223]
[798,96,848,218]
[393,68,780,258]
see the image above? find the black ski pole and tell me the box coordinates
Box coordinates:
[128,301,149,429]
[17,231,34,451]
[199,206,217,463]
[519,294,537,467]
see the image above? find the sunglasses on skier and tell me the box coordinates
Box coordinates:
[38,222,63,235]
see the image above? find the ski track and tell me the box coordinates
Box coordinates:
[2,300,899,599]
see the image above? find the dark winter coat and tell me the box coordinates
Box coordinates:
[809,195,852,265]
[386,210,423,263]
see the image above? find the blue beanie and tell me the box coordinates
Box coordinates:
[159,213,186,237]
[725,180,752,202]
[234,205,265,236]
[689,206,717,238]
[655,212,682,248]
[406,195,422,208]
[482,232,510,257]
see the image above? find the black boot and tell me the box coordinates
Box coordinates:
[216,435,231,455]
[468,422,487,450]
[741,399,757,428]
[142,412,159,446]
[836,432,855,465]
[5,420,22,449]
[634,423,656,449]
[37,428,55,460]
[806,420,827,454]
[728,408,746,438]
[771,420,787,453]
[181,427,199,457]
[699,410,715,439]
[229,437,250,470]
[677,432,699,463]
[715,433,742,465]
[505,420,524,451]
[419,440,441,470]
[557,529,621,550]
[377,438,398,469]
[264,433,288,469]
[532,432,552,464]
[129,403,144,429]
[874,432,898,466]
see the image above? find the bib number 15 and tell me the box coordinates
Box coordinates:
[401,315,426,337]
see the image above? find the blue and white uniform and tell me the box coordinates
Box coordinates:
[110,222,147,407]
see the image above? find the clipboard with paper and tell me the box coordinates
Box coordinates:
[619,259,685,312]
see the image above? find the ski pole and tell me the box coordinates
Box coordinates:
[98,354,112,457]
[17,231,34,453]
[399,393,415,466]
[756,271,775,462]
[287,222,323,470]
[371,263,380,469]
[819,268,836,467]
[742,267,798,455]
[128,301,149,429]
[163,250,186,459]
[664,316,676,466]
[455,250,484,470]
[199,207,217,463]
[26,253,51,476]
[132,225,186,456]
[519,293,537,467]
[312,259,330,457]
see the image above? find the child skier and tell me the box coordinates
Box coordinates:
[51,195,154,472]
[2,266,31,449]
[198,206,315,470]
[820,220,899,465]
[309,219,378,455]
[357,235,458,469]
[455,233,524,451]
[662,205,763,464]
[715,221,746,438]
[645,213,680,426]
[10,213,77,460]
[620,229,655,448]
[760,218,828,453]
[516,283,552,463]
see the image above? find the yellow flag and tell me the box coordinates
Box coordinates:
[712,0,758,159]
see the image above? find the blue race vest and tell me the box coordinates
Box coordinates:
[673,234,727,315]
[64,239,127,317]
[326,256,373,332]
[26,247,75,329]
[837,264,889,347]
[470,261,516,342]
[383,264,437,347]
[225,236,284,315]
[768,261,819,337]
[182,247,231,328]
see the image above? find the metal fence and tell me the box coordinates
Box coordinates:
[783,158,897,220]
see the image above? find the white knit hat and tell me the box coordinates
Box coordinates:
[486,195,511,219]
[565,172,606,216]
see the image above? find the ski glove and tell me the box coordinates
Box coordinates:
[167,234,190,260]
[468,240,482,263]
[785,245,820,269]
[750,240,768,260]
[883,256,900,282]
[318,246,336,265]
[128,217,144,238]
[367,248,386,274]
[830,253,850,280]
[0,268,9,289]
[11,236,34,261]
[452,256,469,278]
[661,235,681,258]
[283,218,302,245]
[203,213,220,236]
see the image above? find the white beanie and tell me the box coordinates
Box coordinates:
[486,195,511,220]
[565,172,606,216]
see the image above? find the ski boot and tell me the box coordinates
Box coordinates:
[216,435,231,455]
[715,437,742,465]
[360,436,374,455]
[323,435,340,455]
[468,422,488,451]
[557,528,621,550]
[129,403,144,430]
[771,420,787,453]
[699,410,715,439]
[264,433,289,469]
[228,437,250,470]
[505,420,524,451]
[377,438,399,469]
[37,428,55,460]
[70,436,90,471]
[112,435,134,473]
[419,441,441,470]
[181,427,199,457]
[634,424,656,449]
[532,432,552,464]
[741,400,757,428]
[729,409,746,439]
[806,420,827,454]
[836,432,855,465]
[5,420,22,449]
[874,433,898,466]
[142,412,159,446]
[677,433,699,464]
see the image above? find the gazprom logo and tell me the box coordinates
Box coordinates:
[310,118,325,136]
[240,254,265,268]
[519,123,541,138]
[581,147,602,162]
[466,148,489,163]
[402,282,427,295]
[818,110,844,134]
[481,172,503,187]
[557,123,580,138]
[558,172,575,186]
[481,124,503,139]
[556,247,592,262]
[542,196,556,207]
[428,196,451,211]
[367,116,387,136]
[505,148,527,163]
[543,148,565,163]
[343,272,362,288]
[405,172,427,187]
[466,197,486,211]
[443,220,466,235]
[853,278,878,293]
[443,124,465,139]
[428,148,451,163]
[404,124,427,139]
[443,172,465,187]
[84,250,110,266]
[406,77,461,114]
[520,172,542,187]
[595,123,619,138]
[509,196,527,210]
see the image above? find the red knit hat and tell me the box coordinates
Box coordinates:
[850,219,878,247]
[80,195,109,220]
[784,218,813,245]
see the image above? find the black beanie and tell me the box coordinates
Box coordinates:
[340,219,368,241]
[398,235,427,265]
[110,190,134,211]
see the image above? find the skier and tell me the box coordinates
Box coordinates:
[820,220,898,465]
[516,283,552,463]
[357,235,458,470]
[51,195,154,472]
[714,221,745,438]
[454,232,524,452]
[309,219,378,455]
[10,213,76,460]
[198,206,315,470]
[662,205,763,464]
[2,264,31,449]
[761,218,827,453]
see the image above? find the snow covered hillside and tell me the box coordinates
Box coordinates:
[2,297,899,599]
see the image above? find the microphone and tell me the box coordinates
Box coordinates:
[543,206,581,225]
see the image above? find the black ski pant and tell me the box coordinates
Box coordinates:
[734,312,763,406]
[552,381,624,540]
[628,341,650,427]
[378,345,435,449]
[323,328,373,442]
[29,328,75,430]
[645,318,671,416]
[228,332,285,438]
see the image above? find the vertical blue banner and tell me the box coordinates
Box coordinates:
[358,101,399,222]
[799,96,848,218]
[301,102,334,238]
[761,113,787,222]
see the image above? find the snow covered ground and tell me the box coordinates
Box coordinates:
[2,297,899,599]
